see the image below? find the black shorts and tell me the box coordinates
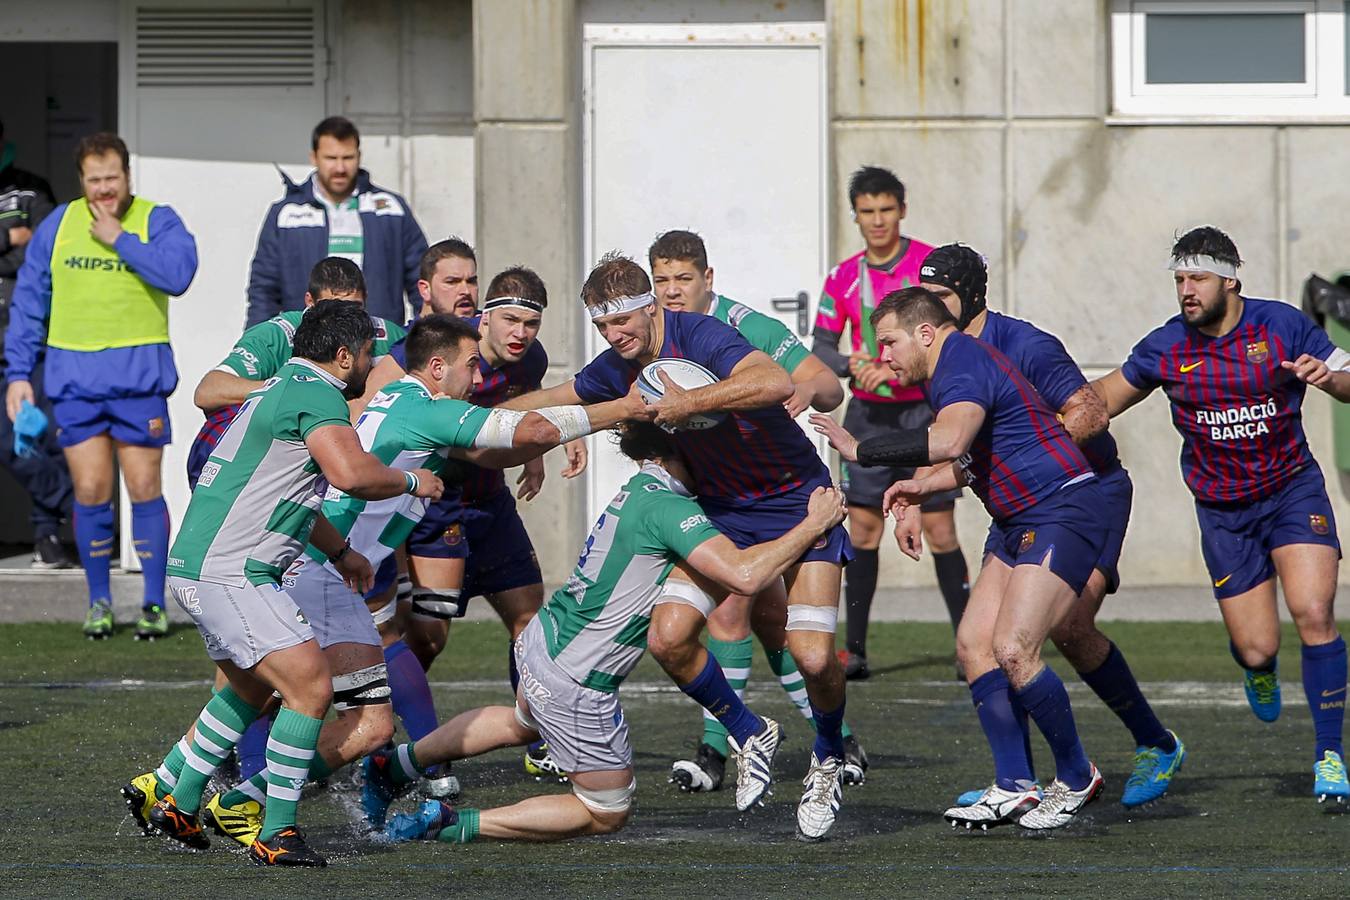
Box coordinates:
[840,398,963,511]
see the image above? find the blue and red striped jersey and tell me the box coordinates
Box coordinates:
[574,308,830,504]
[978,311,1121,475]
[929,331,1093,522]
[1120,297,1335,504]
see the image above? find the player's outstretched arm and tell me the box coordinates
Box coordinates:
[1091,369,1151,418]
[1283,353,1350,402]
[498,379,585,412]
[1057,383,1110,445]
[682,486,847,596]
[193,369,263,413]
[306,423,444,501]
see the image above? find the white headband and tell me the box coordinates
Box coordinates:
[483,295,544,314]
[586,292,656,320]
[1169,254,1239,279]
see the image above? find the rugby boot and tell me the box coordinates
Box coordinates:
[203,792,263,846]
[945,783,1040,830]
[385,800,456,843]
[147,794,210,849]
[135,604,169,640]
[249,827,326,867]
[728,717,782,811]
[120,771,161,831]
[1121,731,1186,808]
[1018,765,1105,831]
[842,733,869,786]
[361,750,410,827]
[1314,750,1350,804]
[669,742,726,793]
[796,754,844,841]
[524,741,568,783]
[1243,663,1281,722]
[83,600,113,639]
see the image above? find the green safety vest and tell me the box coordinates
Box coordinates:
[48,196,170,351]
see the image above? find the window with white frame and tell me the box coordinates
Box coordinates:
[1110,1,1350,118]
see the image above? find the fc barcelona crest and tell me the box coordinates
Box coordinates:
[1019,530,1036,553]
[1310,514,1330,536]
[1246,340,1269,365]
[443,523,464,546]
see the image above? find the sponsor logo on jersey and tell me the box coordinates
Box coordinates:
[1246,340,1270,364]
[1019,530,1036,553]
[230,347,261,376]
[1179,360,1204,373]
[1194,398,1277,441]
[1311,514,1330,535]
[772,336,796,361]
[198,461,221,488]
[727,303,753,328]
[817,293,837,317]
[63,256,136,272]
[171,583,200,614]
[679,514,709,533]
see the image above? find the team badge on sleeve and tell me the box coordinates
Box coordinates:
[1246,341,1269,365]
[1310,514,1330,536]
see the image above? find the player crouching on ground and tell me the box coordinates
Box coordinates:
[366,422,847,843]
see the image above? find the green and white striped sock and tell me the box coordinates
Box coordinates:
[258,708,323,841]
[171,686,260,814]
[701,637,753,756]
[391,741,426,785]
[153,736,191,800]
[437,808,480,843]
[221,751,332,809]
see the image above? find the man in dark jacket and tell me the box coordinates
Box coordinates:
[245,117,428,327]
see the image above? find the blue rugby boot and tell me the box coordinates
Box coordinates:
[1314,750,1349,805]
[385,800,456,842]
[1243,663,1281,722]
[1121,731,1186,808]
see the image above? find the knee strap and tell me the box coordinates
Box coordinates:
[573,778,636,813]
[332,663,391,711]
[370,597,398,626]
[656,579,714,619]
[786,603,838,634]
[396,572,413,603]
[514,700,540,733]
[412,587,466,621]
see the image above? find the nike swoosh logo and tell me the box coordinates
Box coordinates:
[91,538,115,547]
[1322,687,1348,698]
[1180,361,1204,373]
[1214,574,1233,587]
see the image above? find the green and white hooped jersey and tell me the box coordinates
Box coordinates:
[217,310,405,381]
[306,376,492,572]
[168,359,354,587]
[710,294,810,374]
[537,463,722,692]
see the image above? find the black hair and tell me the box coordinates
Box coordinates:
[404,313,482,372]
[420,237,477,283]
[870,286,957,331]
[648,230,709,272]
[312,116,360,150]
[485,266,548,308]
[293,300,376,363]
[616,421,677,463]
[1172,226,1242,292]
[307,256,366,300]
[848,165,905,210]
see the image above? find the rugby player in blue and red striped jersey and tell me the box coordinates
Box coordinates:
[503,252,854,840]
[1094,226,1350,803]
[814,286,1107,830]
[916,244,1183,815]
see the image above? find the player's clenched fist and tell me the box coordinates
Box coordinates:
[407,468,445,500]
[804,485,848,531]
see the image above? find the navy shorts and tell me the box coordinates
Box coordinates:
[840,398,962,511]
[1195,463,1341,601]
[703,484,855,566]
[982,478,1109,596]
[407,489,470,561]
[1093,466,1133,595]
[363,553,399,602]
[52,394,172,448]
[459,487,542,600]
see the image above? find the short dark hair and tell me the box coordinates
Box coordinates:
[312,116,360,150]
[404,313,482,372]
[1171,226,1242,269]
[870,286,957,331]
[307,257,366,300]
[485,266,548,309]
[76,133,130,174]
[419,237,477,283]
[616,421,677,463]
[293,300,376,363]
[581,251,651,309]
[848,165,905,209]
[648,230,708,271]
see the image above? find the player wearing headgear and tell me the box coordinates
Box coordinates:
[813,287,1108,830]
[1093,226,1350,804]
[501,252,854,841]
[812,165,969,681]
[915,244,1184,814]
[367,422,848,844]
[120,301,445,866]
[195,313,644,846]
[648,229,869,792]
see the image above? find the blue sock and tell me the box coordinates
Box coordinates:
[970,669,1036,790]
[811,701,846,761]
[73,500,115,606]
[1080,643,1174,752]
[238,709,275,780]
[1007,687,1037,781]
[1302,636,1347,759]
[678,651,764,745]
[131,497,170,610]
[1016,666,1093,791]
[385,640,439,741]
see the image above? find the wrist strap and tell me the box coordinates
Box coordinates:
[327,538,351,565]
[403,470,420,495]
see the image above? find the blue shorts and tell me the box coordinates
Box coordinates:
[1195,463,1341,601]
[459,487,541,600]
[1093,466,1133,595]
[52,394,172,448]
[363,553,399,602]
[982,478,1109,596]
[407,489,470,561]
[702,484,855,566]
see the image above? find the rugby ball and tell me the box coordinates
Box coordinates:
[636,358,727,431]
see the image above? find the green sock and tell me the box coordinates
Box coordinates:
[172,686,260,814]
[437,807,480,843]
[258,708,323,841]
[153,736,191,800]
[390,742,425,785]
[764,646,853,739]
[221,750,334,809]
[700,637,753,756]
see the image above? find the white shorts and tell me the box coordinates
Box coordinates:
[168,575,313,670]
[514,617,632,774]
[285,558,382,650]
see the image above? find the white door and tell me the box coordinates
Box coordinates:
[582,22,828,525]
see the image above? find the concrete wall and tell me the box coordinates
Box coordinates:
[829,0,1350,588]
